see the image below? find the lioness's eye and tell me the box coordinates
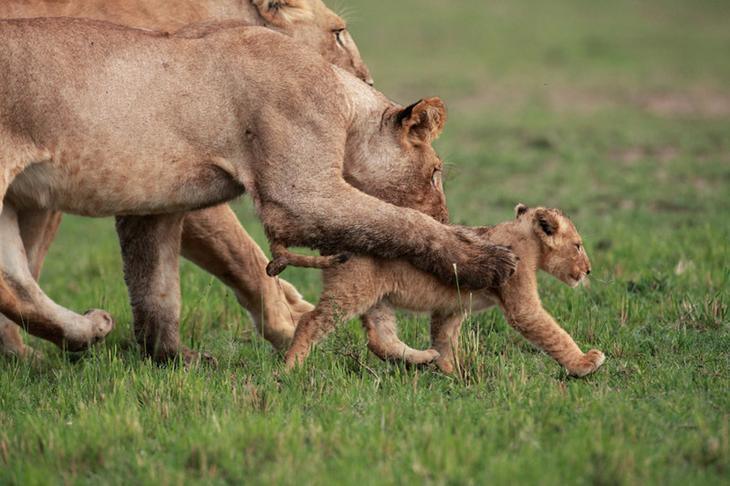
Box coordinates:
[575,243,582,251]
[333,29,345,47]
[431,168,442,187]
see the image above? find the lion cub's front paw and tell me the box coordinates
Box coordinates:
[569,349,606,377]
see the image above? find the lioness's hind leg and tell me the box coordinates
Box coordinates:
[0,204,113,351]
[362,302,439,365]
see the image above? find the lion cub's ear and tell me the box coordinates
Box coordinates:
[396,97,447,145]
[533,208,560,240]
[252,0,314,27]
[515,203,529,218]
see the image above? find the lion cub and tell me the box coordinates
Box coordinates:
[285,204,605,377]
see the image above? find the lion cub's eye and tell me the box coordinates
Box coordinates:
[575,243,582,252]
[333,29,346,47]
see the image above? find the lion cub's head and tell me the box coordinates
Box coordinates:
[253,0,372,85]
[514,204,591,287]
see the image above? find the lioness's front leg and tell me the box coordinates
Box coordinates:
[0,204,113,350]
[116,213,213,365]
[262,181,516,290]
[499,275,605,377]
[178,205,313,350]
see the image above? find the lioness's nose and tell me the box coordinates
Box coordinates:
[586,268,591,275]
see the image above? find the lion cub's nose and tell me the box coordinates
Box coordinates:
[586,268,591,275]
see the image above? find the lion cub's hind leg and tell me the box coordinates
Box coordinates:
[362,302,440,366]
[429,311,464,374]
[285,264,381,370]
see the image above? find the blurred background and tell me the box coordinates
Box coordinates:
[7,0,728,483]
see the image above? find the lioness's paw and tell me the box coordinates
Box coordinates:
[84,309,114,338]
[62,310,114,352]
[570,349,606,377]
[484,245,518,288]
[436,357,456,375]
[449,229,518,289]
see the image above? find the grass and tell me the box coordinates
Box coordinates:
[1,0,729,483]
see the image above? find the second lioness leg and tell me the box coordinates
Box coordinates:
[362,302,439,365]
[116,213,210,364]
[179,205,313,350]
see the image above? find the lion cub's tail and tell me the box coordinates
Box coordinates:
[266,243,350,277]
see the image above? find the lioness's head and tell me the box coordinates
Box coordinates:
[253,0,373,85]
[515,204,591,287]
[344,97,449,223]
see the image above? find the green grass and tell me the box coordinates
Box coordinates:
[2,0,729,483]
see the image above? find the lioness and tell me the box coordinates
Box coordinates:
[0,0,372,84]
[0,0,371,358]
[285,204,606,378]
[0,19,516,361]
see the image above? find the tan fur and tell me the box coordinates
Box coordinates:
[0,19,515,356]
[0,0,370,357]
[0,0,372,84]
[286,205,605,378]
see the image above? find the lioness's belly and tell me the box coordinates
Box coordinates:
[7,158,245,216]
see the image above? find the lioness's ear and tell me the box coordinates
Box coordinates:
[533,208,559,237]
[515,203,529,218]
[396,97,447,144]
[252,0,313,27]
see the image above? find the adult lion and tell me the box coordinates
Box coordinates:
[0,0,372,358]
[0,18,516,362]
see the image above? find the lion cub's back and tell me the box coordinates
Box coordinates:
[322,256,461,313]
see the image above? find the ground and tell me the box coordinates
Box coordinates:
[1,0,728,484]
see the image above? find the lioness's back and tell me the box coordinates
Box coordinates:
[0,17,330,84]
[0,17,345,144]
[0,17,347,216]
